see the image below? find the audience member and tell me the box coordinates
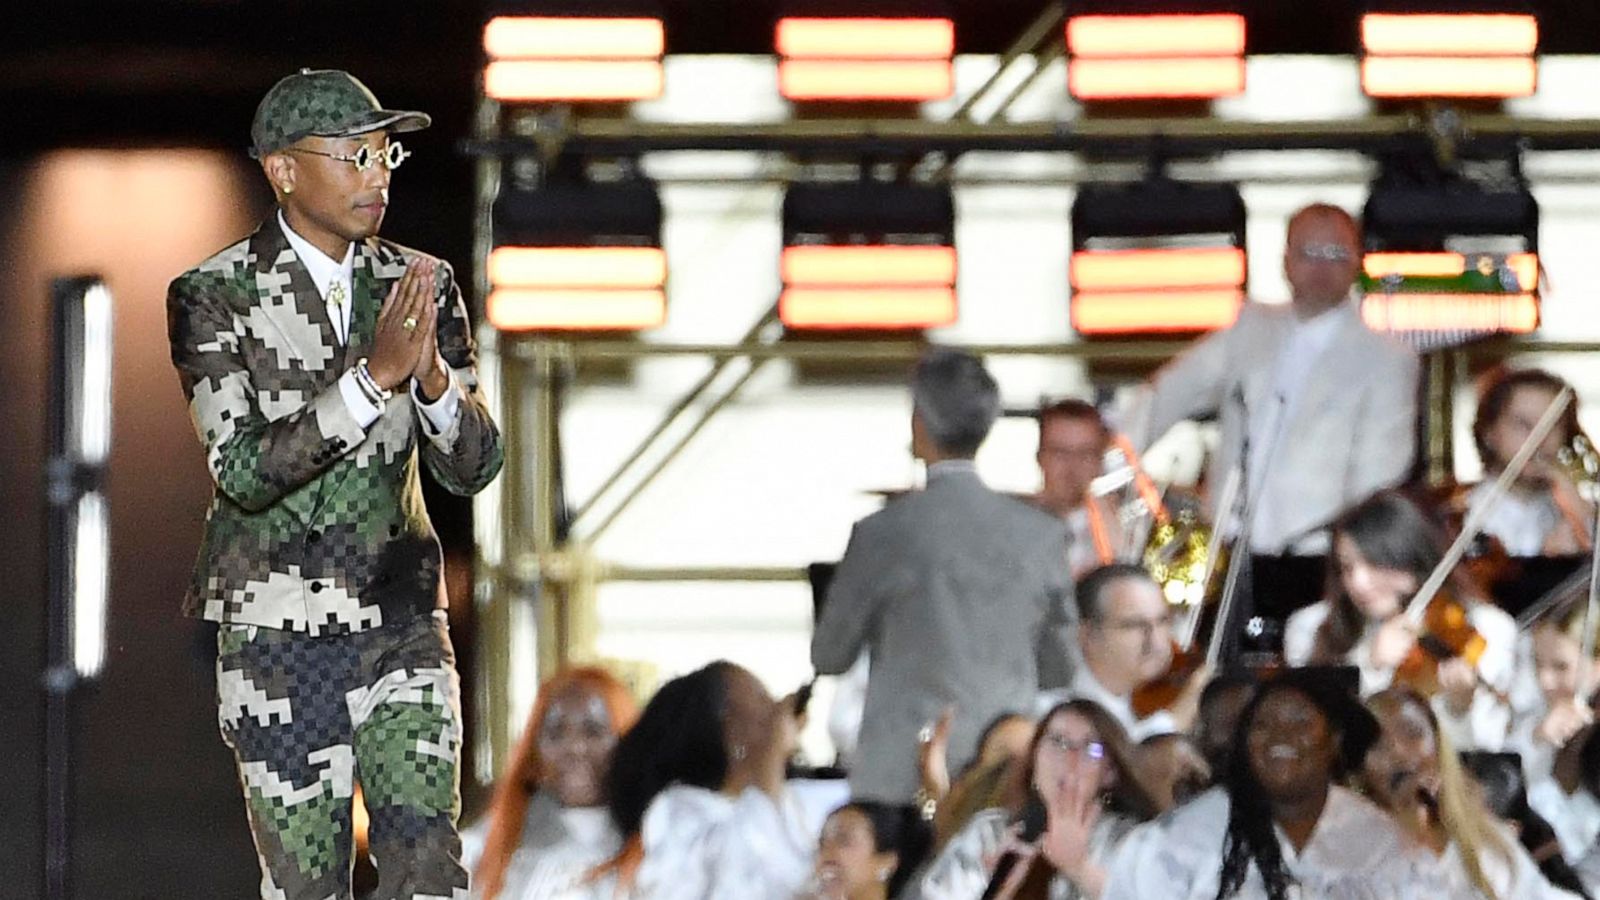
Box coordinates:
[463,667,638,899]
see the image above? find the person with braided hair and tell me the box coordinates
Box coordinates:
[1101,670,1427,899]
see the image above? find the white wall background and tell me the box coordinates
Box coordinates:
[497,54,1600,761]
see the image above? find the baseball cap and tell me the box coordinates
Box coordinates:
[250,68,431,159]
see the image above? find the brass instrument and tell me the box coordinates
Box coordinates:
[1094,436,1218,621]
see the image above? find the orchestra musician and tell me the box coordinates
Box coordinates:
[1033,400,1134,579]
[1133,204,1419,557]
[1470,368,1595,557]
[1282,490,1517,751]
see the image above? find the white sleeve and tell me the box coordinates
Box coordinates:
[337,369,383,429]
[638,786,817,900]
[1282,603,1325,667]
[410,369,462,448]
[1101,818,1180,900]
[917,813,1008,900]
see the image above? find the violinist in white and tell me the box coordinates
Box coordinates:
[1283,490,1516,751]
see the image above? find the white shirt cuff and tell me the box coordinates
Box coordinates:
[338,369,383,430]
[411,371,460,444]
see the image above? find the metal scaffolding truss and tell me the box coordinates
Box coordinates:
[464,27,1600,773]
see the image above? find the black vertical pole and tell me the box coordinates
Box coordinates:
[43,276,97,900]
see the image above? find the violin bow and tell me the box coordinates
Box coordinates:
[1580,492,1600,704]
[1403,386,1575,626]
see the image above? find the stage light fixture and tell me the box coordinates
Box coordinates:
[781,181,957,330]
[776,11,955,101]
[1360,11,1537,99]
[1360,173,1540,347]
[1070,180,1247,336]
[483,10,666,102]
[489,177,667,331]
[1066,12,1246,101]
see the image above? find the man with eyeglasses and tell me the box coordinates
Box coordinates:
[167,69,503,899]
[1042,563,1196,741]
[1134,203,1418,559]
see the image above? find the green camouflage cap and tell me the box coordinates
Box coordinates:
[250,68,431,159]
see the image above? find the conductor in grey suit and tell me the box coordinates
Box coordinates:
[812,348,1075,803]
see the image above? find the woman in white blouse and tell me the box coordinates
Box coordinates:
[1467,368,1593,558]
[917,699,1160,900]
[604,661,815,900]
[1102,669,1428,900]
[462,666,639,900]
[1508,604,1600,786]
[1282,490,1516,751]
[1361,687,1578,899]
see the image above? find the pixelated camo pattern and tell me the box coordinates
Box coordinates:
[251,69,430,158]
[218,614,468,899]
[168,218,504,635]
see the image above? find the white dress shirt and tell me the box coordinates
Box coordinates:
[278,211,461,442]
[458,795,621,900]
[1530,780,1600,864]
[1245,303,1348,550]
[1036,664,1176,742]
[633,784,816,900]
[918,807,1138,900]
[1467,481,1567,557]
[1102,786,1433,900]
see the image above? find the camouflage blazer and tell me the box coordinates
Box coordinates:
[167,217,503,636]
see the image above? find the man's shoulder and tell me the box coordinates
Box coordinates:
[171,233,256,297]
[367,237,455,280]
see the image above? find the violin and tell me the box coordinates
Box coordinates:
[1393,386,1577,704]
[1390,588,1505,705]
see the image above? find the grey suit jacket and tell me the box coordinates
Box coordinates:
[811,465,1074,803]
[1139,300,1418,554]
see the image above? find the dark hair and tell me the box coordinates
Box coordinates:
[829,801,933,898]
[1075,562,1155,623]
[1038,399,1107,436]
[1472,367,1578,472]
[959,711,1030,779]
[1314,490,1454,661]
[912,347,999,458]
[1215,670,1379,900]
[1459,751,1595,900]
[1199,671,1257,717]
[1020,699,1161,823]
[605,661,735,839]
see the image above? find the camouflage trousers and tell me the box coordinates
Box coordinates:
[216,610,469,900]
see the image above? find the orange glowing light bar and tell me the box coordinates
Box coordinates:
[1361,57,1536,99]
[1071,247,1246,291]
[484,60,664,102]
[1072,290,1244,335]
[782,245,956,286]
[1361,14,1537,56]
[776,17,955,59]
[488,289,666,331]
[1363,252,1538,292]
[1066,14,1246,58]
[1069,58,1245,100]
[483,16,666,59]
[1361,293,1538,334]
[778,60,954,101]
[489,247,667,289]
[780,287,957,329]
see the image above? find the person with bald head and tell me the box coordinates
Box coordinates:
[813,348,1076,804]
[1134,204,1419,558]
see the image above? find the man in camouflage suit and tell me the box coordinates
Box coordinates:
[167,69,503,899]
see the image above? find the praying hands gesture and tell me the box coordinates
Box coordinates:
[367,256,447,397]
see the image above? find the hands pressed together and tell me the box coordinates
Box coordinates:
[366,256,448,400]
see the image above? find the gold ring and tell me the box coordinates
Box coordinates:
[403,316,418,331]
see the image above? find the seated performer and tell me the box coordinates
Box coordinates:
[1470,368,1594,557]
[463,667,637,900]
[1034,399,1132,579]
[1042,564,1205,739]
[1508,603,1600,785]
[918,699,1159,900]
[1102,670,1428,899]
[1283,490,1517,751]
[1361,688,1576,899]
